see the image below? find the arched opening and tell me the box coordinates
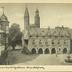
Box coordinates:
[44,48,49,54]
[38,48,43,54]
[51,48,56,54]
[63,48,67,54]
[31,48,36,54]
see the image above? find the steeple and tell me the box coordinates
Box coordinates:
[24,7,29,17]
[35,9,39,16]
[0,7,8,22]
[24,6,29,39]
[35,9,40,28]
[0,7,9,31]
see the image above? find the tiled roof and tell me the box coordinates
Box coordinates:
[29,26,71,38]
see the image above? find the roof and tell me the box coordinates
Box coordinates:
[24,7,29,17]
[29,26,71,38]
[0,14,8,22]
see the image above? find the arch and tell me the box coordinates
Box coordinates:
[51,48,56,54]
[31,48,36,54]
[44,48,49,54]
[38,48,43,54]
[63,48,67,54]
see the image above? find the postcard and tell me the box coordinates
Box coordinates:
[0,1,71,72]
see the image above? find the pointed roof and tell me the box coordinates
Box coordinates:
[35,9,39,16]
[0,13,8,22]
[36,9,39,13]
[24,7,29,17]
[0,7,8,22]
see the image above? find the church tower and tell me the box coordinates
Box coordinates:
[22,7,30,54]
[35,9,40,28]
[24,7,29,39]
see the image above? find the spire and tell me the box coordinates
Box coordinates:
[24,6,29,17]
[0,7,8,22]
[24,6,29,29]
[35,9,39,16]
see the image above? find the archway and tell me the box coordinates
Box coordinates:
[51,48,56,54]
[44,48,49,54]
[63,48,67,54]
[38,48,43,54]
[31,48,36,54]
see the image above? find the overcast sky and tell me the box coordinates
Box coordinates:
[0,3,72,31]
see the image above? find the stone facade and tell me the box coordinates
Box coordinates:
[22,7,71,54]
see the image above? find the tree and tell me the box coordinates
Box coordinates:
[8,23,22,50]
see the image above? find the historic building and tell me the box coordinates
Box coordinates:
[0,9,9,55]
[22,7,71,54]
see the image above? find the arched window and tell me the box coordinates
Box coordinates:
[31,48,36,54]
[39,40,42,44]
[51,48,56,54]
[45,41,48,46]
[63,48,67,54]
[44,48,49,54]
[38,48,43,54]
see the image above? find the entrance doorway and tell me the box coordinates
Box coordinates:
[51,48,56,54]
[31,48,36,54]
[38,48,43,54]
[44,48,49,54]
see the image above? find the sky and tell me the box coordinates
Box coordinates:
[0,3,72,31]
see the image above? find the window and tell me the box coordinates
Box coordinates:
[39,40,42,44]
[55,36,58,38]
[64,41,66,44]
[61,35,63,38]
[39,40,43,46]
[52,41,54,44]
[58,41,60,44]
[49,35,51,38]
[36,35,38,37]
[30,35,32,37]
[32,39,35,45]
[45,41,48,46]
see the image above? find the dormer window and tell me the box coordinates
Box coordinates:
[36,35,38,37]
[58,41,60,44]
[30,35,32,37]
[61,35,64,38]
[52,41,54,44]
[64,41,66,44]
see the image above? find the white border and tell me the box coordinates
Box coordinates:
[0,0,72,71]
